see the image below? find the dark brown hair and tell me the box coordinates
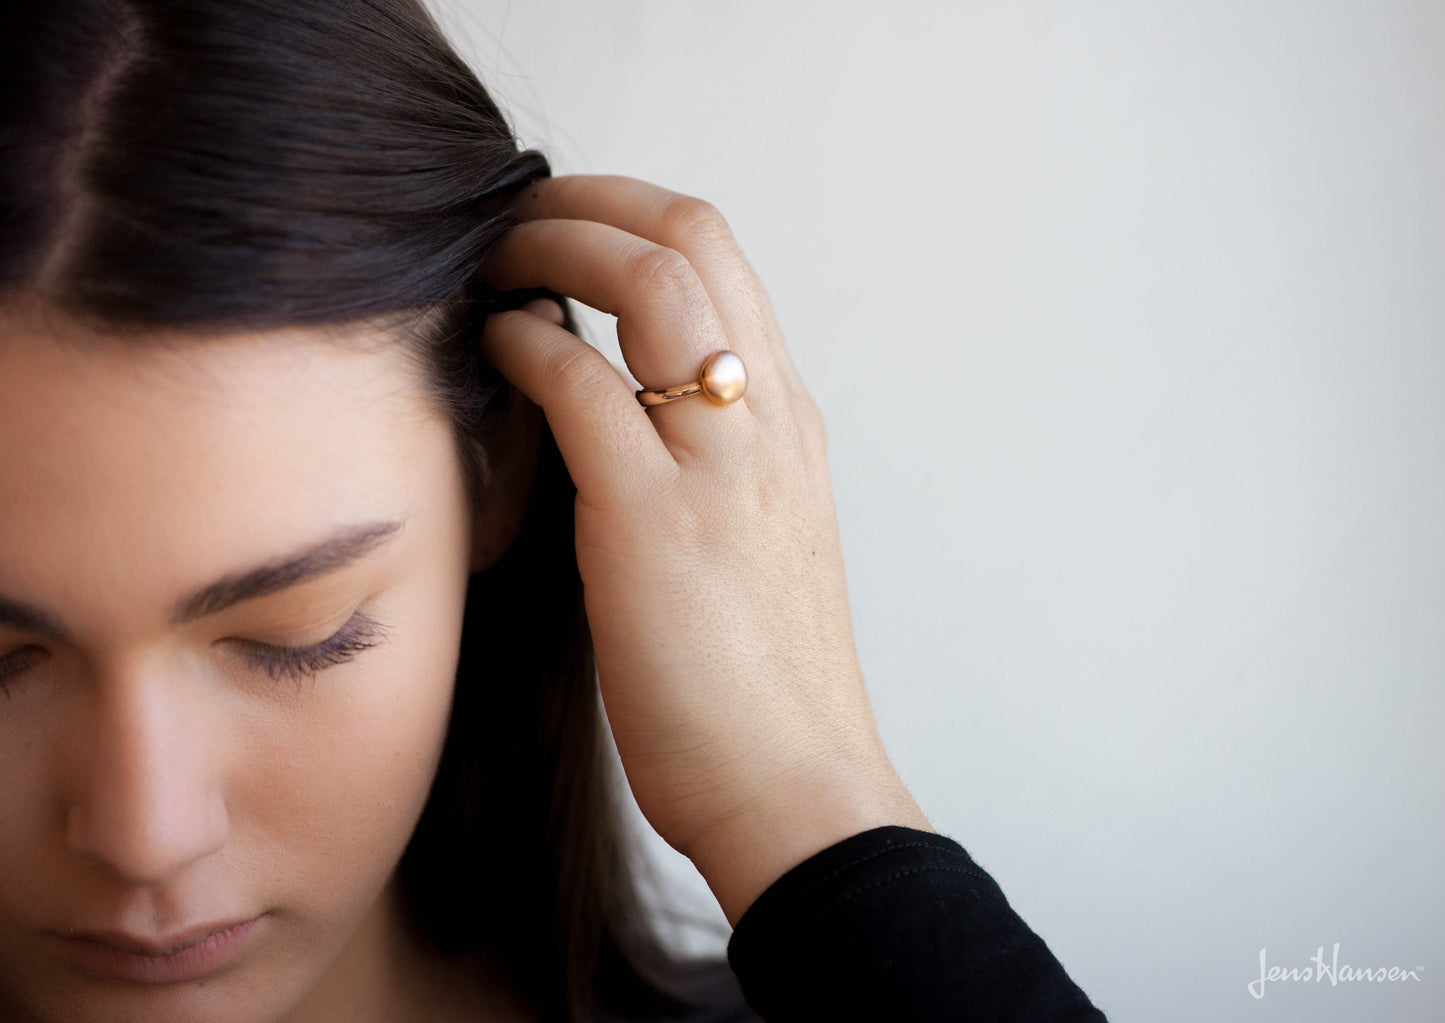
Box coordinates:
[0,1,750,1019]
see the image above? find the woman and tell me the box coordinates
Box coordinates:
[0,0,1107,1020]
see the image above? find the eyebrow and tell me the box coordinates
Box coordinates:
[0,521,403,639]
[0,595,64,637]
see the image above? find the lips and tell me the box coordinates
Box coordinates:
[54,915,264,985]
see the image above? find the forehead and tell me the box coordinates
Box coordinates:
[0,307,447,622]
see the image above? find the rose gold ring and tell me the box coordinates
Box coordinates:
[636,350,748,407]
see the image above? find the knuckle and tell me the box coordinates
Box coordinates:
[791,388,829,452]
[546,346,610,396]
[627,243,701,306]
[805,395,828,438]
[661,195,734,246]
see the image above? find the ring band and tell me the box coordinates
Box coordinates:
[636,350,748,407]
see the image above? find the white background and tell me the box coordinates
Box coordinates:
[429,3,1444,1020]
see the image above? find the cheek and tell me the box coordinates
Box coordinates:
[234,580,466,930]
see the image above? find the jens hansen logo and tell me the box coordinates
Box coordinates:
[1249,943,1424,999]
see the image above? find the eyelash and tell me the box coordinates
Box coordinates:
[0,646,42,696]
[238,611,389,682]
[0,611,388,699]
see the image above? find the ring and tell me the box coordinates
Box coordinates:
[636,350,748,407]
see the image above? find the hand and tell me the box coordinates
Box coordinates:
[477,175,931,926]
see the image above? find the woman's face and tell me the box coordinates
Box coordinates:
[0,307,477,1022]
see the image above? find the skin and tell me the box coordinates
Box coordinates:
[0,175,930,1021]
[476,176,932,924]
[0,311,525,1022]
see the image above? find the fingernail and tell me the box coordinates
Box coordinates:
[522,298,565,325]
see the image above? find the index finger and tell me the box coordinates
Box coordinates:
[513,176,793,370]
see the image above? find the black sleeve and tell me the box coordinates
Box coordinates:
[725,825,1108,1022]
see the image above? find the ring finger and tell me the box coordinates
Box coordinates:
[478,218,759,454]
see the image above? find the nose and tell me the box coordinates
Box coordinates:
[65,668,230,886]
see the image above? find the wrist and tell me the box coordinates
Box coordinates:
[685,762,932,928]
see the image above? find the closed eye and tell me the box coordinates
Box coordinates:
[0,612,389,699]
[235,610,389,683]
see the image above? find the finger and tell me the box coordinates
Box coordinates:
[479,218,760,450]
[482,218,725,391]
[479,306,677,504]
[513,176,799,387]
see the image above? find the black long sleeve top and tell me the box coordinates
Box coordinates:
[724,826,1108,1021]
